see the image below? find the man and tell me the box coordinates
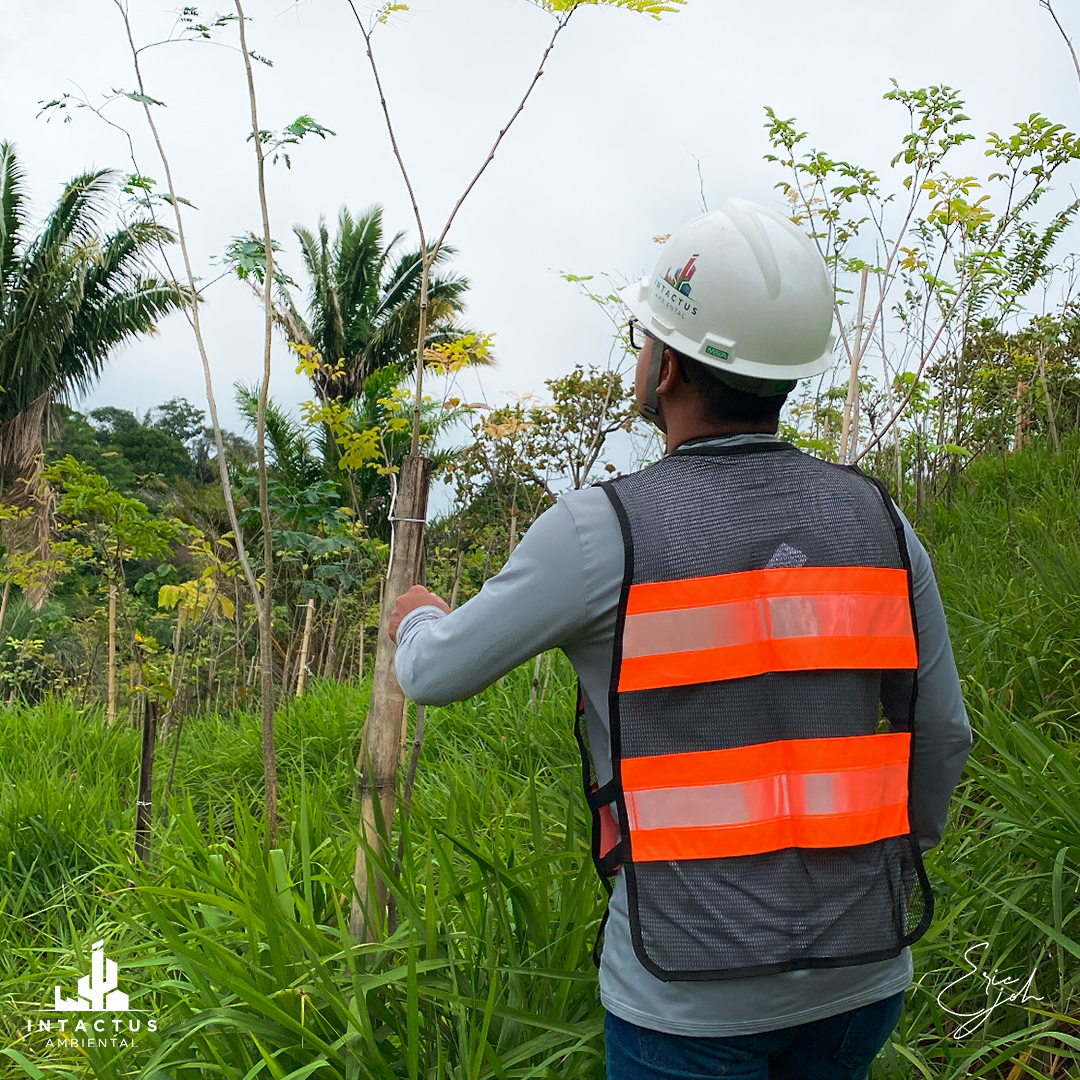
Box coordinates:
[390,199,972,1079]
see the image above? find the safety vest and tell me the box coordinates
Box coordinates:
[576,441,934,982]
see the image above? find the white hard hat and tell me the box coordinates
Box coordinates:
[621,198,836,381]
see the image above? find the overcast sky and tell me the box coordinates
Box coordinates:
[2,0,1077,485]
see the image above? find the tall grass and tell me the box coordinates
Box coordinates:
[0,440,1078,1078]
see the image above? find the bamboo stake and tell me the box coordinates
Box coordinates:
[0,581,10,636]
[529,652,542,712]
[296,598,316,697]
[108,584,117,727]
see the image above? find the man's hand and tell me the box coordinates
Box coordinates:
[389,585,450,643]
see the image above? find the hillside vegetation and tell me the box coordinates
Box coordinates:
[0,438,1077,1079]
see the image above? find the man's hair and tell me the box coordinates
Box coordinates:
[672,349,791,424]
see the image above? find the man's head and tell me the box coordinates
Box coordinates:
[633,331,793,437]
[621,198,835,443]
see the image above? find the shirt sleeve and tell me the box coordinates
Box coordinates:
[394,496,591,706]
[900,509,973,853]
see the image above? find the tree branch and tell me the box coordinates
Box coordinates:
[1041,0,1080,92]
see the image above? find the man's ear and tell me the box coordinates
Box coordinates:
[656,348,683,395]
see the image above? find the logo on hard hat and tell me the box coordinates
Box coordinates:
[664,254,698,296]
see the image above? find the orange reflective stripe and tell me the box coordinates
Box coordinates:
[626,566,910,616]
[619,567,916,691]
[620,734,911,860]
[628,803,911,861]
[622,733,910,790]
[620,635,917,691]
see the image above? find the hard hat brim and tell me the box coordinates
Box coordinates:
[619,277,836,381]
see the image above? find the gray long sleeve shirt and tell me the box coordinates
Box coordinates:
[394,433,972,1036]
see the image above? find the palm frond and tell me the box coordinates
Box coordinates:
[234,382,320,490]
[0,141,28,294]
[20,169,118,282]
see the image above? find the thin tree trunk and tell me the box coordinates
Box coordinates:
[170,608,185,689]
[111,0,280,849]
[0,580,9,636]
[323,594,342,678]
[541,649,553,706]
[1037,345,1060,454]
[108,584,118,727]
[839,268,869,463]
[296,598,316,697]
[508,504,519,556]
[280,632,296,700]
[234,0,278,849]
[232,581,242,704]
[449,548,466,611]
[164,705,187,805]
[351,453,432,941]
[207,612,220,701]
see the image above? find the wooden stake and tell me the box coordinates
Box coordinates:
[0,580,10,638]
[351,453,432,941]
[296,598,316,697]
[134,696,158,864]
[108,584,117,727]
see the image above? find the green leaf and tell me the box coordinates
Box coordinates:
[123,91,167,107]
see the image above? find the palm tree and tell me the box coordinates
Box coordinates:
[0,142,184,604]
[234,371,469,540]
[277,205,485,404]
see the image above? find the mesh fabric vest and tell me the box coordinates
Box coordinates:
[580,441,933,982]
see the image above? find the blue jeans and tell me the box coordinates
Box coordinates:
[605,990,905,1079]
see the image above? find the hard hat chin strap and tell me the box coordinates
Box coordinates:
[641,342,667,433]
